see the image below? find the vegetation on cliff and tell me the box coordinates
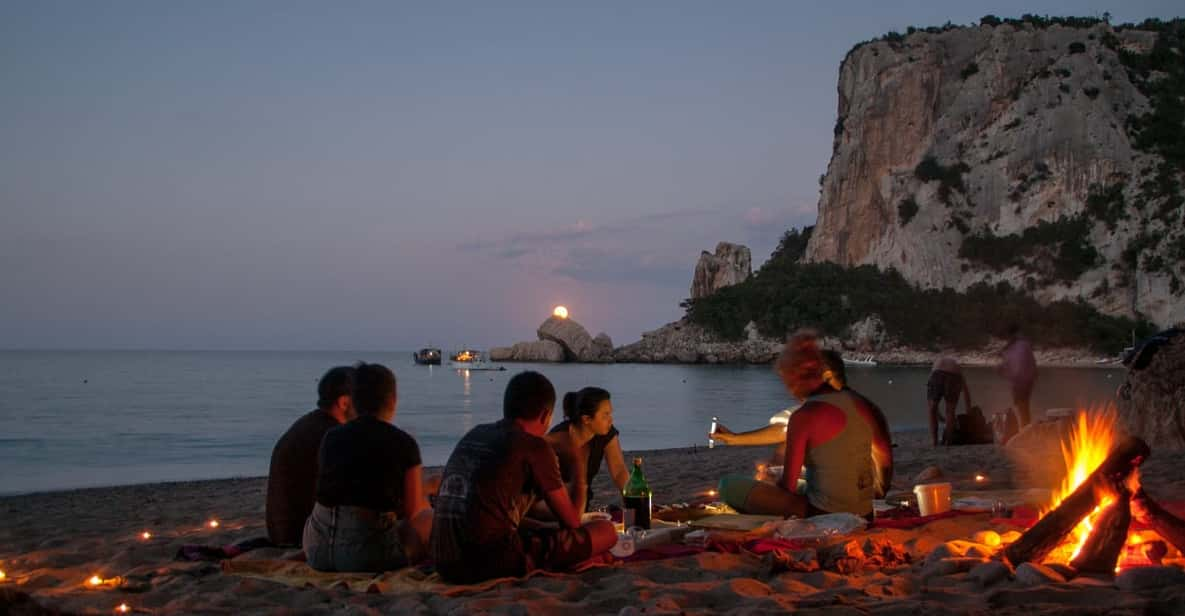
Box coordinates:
[684,227,1154,353]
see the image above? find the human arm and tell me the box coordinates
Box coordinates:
[781,411,811,493]
[603,435,630,491]
[401,465,430,520]
[543,486,584,529]
[711,422,787,446]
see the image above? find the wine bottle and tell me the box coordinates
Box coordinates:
[622,456,652,529]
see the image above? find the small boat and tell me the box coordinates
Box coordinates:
[413,348,442,365]
[450,348,506,371]
[843,355,877,367]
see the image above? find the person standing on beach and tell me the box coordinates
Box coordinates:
[431,371,617,583]
[927,356,973,446]
[717,331,876,519]
[546,387,629,512]
[998,324,1037,427]
[712,349,893,499]
[303,362,433,571]
[265,365,356,547]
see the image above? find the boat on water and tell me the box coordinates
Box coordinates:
[843,355,877,367]
[412,348,442,365]
[450,348,506,371]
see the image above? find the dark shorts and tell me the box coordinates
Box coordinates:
[436,526,593,583]
[927,370,963,403]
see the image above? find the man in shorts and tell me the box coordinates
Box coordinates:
[430,371,617,583]
[927,357,973,446]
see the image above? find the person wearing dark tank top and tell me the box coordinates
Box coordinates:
[545,387,630,511]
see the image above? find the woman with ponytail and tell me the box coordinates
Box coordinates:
[718,329,878,519]
[544,387,629,512]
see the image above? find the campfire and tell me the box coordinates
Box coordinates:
[1003,406,1166,576]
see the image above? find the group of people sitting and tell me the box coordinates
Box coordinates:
[265,363,624,581]
[263,328,903,580]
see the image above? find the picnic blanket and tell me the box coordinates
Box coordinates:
[223,557,610,596]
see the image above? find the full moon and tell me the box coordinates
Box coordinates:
[552,305,569,319]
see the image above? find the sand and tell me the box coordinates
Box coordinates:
[4,431,1185,615]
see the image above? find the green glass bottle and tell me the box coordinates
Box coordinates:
[622,456,652,529]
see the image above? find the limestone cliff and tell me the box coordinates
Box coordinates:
[805,20,1184,327]
[690,242,752,300]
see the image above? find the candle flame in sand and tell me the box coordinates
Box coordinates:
[552,305,569,319]
[140,531,151,540]
[88,575,103,587]
[975,474,987,483]
[0,570,7,581]
[1043,406,1120,563]
[115,603,130,614]
[207,519,219,529]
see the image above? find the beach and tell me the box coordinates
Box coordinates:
[5,430,1185,615]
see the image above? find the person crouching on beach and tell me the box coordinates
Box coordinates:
[546,387,629,512]
[717,331,877,519]
[431,371,617,584]
[712,349,893,501]
[303,362,432,572]
[266,365,356,547]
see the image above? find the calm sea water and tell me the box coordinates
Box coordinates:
[0,351,1125,495]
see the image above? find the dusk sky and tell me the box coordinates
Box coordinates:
[2,1,1179,351]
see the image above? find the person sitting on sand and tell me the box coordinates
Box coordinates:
[303,362,432,572]
[265,365,356,547]
[716,331,878,519]
[431,371,617,584]
[546,387,629,512]
[927,356,973,447]
[711,349,893,499]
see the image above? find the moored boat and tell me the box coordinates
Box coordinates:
[413,348,442,365]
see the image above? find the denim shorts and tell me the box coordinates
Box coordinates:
[303,503,407,572]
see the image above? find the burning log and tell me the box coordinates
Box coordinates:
[1069,493,1131,573]
[1004,436,1149,567]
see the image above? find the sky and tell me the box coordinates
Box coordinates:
[1,1,1180,351]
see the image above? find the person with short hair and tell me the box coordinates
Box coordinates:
[431,371,617,583]
[999,324,1037,427]
[546,387,629,512]
[303,362,431,572]
[711,349,893,500]
[927,356,973,446]
[718,331,877,519]
[265,365,356,546]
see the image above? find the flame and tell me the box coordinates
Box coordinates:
[88,575,103,587]
[1043,405,1119,562]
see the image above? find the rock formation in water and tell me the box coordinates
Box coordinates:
[1117,330,1185,451]
[492,316,614,363]
[690,242,752,300]
[804,19,1184,327]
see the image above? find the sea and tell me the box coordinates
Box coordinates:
[0,350,1126,495]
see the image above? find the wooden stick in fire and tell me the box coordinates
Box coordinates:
[1133,488,1185,555]
[1004,436,1150,567]
[1069,492,1131,573]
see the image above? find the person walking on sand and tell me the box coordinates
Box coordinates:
[265,365,356,547]
[998,324,1037,427]
[431,371,617,583]
[303,362,433,572]
[927,356,973,446]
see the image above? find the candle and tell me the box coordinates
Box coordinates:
[207,519,220,529]
[0,569,7,581]
[974,474,987,483]
[707,489,717,497]
[140,531,152,540]
[115,603,130,614]
[88,575,103,587]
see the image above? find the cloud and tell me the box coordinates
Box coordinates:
[459,202,817,288]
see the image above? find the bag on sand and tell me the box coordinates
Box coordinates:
[952,406,993,445]
[990,407,1019,446]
